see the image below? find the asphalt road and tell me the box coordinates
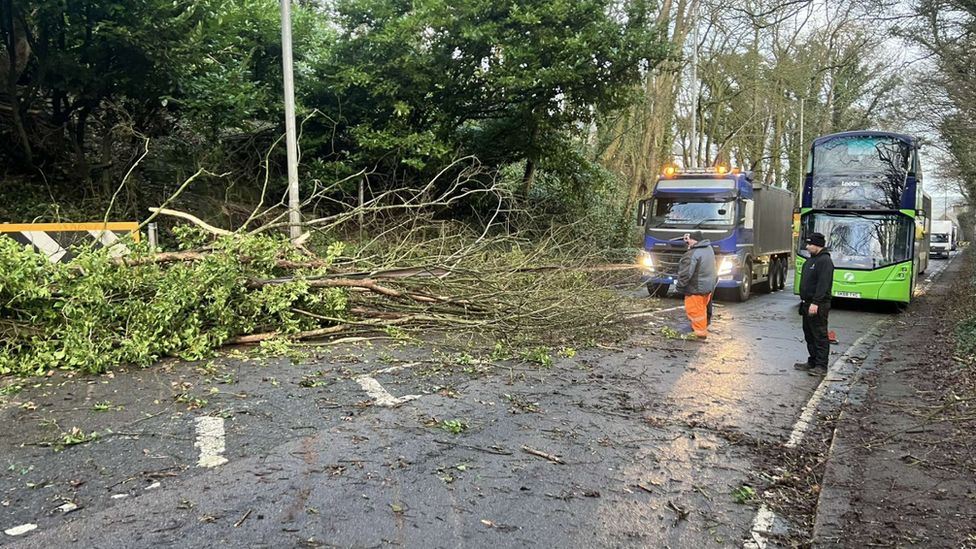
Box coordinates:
[0,258,954,548]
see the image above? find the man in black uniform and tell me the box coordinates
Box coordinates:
[794,232,834,376]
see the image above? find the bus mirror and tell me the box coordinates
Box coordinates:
[637,200,648,227]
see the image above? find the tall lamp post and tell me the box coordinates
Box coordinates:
[797,97,805,191]
[280,0,301,241]
[689,0,699,168]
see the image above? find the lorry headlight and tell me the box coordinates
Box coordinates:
[717,257,736,276]
[638,252,654,270]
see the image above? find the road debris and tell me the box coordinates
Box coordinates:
[234,509,252,528]
[521,445,564,464]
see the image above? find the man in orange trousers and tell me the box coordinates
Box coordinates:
[675,231,718,339]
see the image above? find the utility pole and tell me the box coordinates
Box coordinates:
[280,0,301,241]
[798,98,805,191]
[689,1,699,168]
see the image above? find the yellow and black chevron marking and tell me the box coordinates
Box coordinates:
[0,222,140,263]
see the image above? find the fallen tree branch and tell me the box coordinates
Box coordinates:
[227,324,350,345]
[521,445,564,464]
[147,207,233,236]
[139,169,228,231]
[248,276,452,304]
[434,439,514,455]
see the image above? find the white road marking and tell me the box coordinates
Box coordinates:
[355,375,420,407]
[745,507,776,549]
[194,416,229,468]
[373,362,422,375]
[4,524,37,536]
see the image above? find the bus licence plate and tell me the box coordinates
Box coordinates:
[835,291,861,298]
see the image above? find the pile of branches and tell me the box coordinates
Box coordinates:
[0,159,633,376]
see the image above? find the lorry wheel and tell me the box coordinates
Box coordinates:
[647,283,669,297]
[770,260,782,291]
[758,266,773,294]
[766,261,778,292]
[774,259,786,291]
[735,261,752,302]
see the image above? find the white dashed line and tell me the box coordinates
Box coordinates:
[194,416,229,468]
[4,524,37,537]
[355,375,420,407]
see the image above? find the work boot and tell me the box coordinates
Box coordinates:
[808,365,828,376]
[793,362,813,371]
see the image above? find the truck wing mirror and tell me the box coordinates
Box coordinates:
[637,200,648,227]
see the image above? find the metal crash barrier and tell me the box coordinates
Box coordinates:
[0,222,140,263]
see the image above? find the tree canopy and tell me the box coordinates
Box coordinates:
[0,0,972,233]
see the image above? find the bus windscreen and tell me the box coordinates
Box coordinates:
[811,136,911,209]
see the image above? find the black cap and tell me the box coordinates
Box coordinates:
[687,230,704,242]
[805,232,826,247]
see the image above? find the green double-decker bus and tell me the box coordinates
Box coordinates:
[795,131,930,304]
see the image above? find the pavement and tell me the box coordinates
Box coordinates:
[812,251,976,548]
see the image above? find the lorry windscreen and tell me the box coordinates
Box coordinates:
[649,199,735,228]
[931,233,949,243]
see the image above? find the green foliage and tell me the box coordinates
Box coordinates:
[315,0,666,175]
[92,401,113,412]
[956,254,976,359]
[660,326,682,339]
[732,485,757,504]
[496,153,635,249]
[440,419,468,435]
[0,232,348,376]
[54,427,99,452]
[522,347,554,368]
[0,384,24,396]
[956,316,976,357]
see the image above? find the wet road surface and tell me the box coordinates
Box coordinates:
[0,260,952,547]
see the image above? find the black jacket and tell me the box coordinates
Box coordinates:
[799,250,834,306]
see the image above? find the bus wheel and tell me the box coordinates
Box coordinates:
[647,283,669,297]
[735,261,753,302]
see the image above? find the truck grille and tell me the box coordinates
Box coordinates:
[651,250,685,276]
